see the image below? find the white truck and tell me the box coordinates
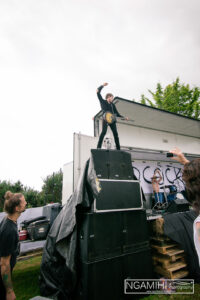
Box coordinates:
[62,97,200,206]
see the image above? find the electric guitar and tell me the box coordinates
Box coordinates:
[103,111,134,124]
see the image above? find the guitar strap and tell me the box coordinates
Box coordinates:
[110,103,114,115]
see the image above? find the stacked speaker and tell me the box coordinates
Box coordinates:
[76,149,153,300]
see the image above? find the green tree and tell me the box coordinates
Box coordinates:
[0,169,63,211]
[41,169,63,204]
[140,78,200,120]
[23,187,44,208]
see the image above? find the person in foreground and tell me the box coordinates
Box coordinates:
[0,191,27,300]
[169,147,200,266]
[96,82,128,150]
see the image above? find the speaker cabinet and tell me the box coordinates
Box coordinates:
[78,210,149,263]
[122,210,149,254]
[93,179,143,212]
[166,198,190,213]
[91,149,133,180]
[76,249,153,300]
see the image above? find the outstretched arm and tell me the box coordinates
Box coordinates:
[113,105,123,118]
[96,82,108,103]
[113,104,129,120]
[169,147,189,165]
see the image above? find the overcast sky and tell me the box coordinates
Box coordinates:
[0,0,200,190]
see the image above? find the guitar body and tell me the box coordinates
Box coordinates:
[103,111,116,124]
[103,112,133,124]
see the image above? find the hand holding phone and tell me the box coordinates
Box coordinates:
[166,153,174,157]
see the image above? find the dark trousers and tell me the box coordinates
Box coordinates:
[97,119,120,150]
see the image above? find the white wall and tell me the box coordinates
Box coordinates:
[73,133,99,192]
[62,133,98,204]
[62,161,73,205]
[116,123,200,154]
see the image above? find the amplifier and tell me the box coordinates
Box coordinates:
[93,179,143,212]
[78,210,149,263]
[91,149,133,180]
[166,198,190,213]
[76,249,153,300]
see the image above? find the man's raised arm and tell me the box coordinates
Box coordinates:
[96,82,108,102]
[169,147,189,165]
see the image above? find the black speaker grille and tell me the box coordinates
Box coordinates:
[94,180,142,211]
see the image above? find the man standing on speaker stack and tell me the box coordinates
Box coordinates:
[96,82,128,150]
[169,147,200,267]
[0,191,27,300]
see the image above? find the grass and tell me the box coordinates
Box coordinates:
[13,256,42,300]
[12,256,200,300]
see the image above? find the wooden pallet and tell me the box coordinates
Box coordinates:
[150,235,188,279]
[152,252,186,268]
[154,261,189,279]
[151,243,180,254]
[150,235,172,246]
[149,216,189,279]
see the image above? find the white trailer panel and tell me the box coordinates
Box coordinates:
[62,161,73,205]
[117,122,200,154]
[73,133,98,191]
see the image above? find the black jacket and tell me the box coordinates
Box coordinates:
[97,85,123,117]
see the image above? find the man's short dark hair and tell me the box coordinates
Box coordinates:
[105,93,113,99]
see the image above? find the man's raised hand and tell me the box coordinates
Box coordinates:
[103,82,108,86]
[169,147,189,165]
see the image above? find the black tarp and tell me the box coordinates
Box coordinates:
[39,159,96,299]
[163,210,200,281]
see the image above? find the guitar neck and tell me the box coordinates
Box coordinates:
[116,117,134,122]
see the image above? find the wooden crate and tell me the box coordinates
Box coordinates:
[150,235,171,246]
[152,252,186,268]
[150,223,188,279]
[154,262,188,279]
[151,243,181,254]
